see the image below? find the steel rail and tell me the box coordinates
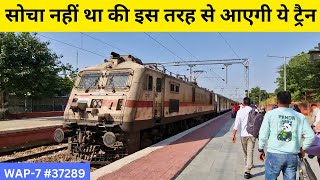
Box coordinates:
[1,145,68,162]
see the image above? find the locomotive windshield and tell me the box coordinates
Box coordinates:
[78,73,101,89]
[106,72,130,89]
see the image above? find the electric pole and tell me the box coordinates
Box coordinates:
[224,63,231,84]
[267,55,292,91]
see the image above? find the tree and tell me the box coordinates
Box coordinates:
[249,86,269,105]
[275,52,320,101]
[56,63,78,96]
[0,33,76,98]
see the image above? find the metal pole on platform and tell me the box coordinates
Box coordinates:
[284,56,287,91]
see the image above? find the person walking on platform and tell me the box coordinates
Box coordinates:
[239,103,244,109]
[293,104,301,113]
[272,104,278,110]
[258,91,315,180]
[308,120,320,167]
[232,97,255,179]
[311,104,319,127]
[260,106,266,115]
[311,104,320,128]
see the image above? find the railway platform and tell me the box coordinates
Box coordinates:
[91,112,320,180]
[0,116,63,133]
[0,116,63,153]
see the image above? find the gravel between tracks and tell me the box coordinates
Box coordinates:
[26,150,78,162]
[0,144,104,172]
[0,144,69,162]
[26,151,103,172]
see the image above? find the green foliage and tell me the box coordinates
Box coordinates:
[275,53,320,101]
[249,86,269,104]
[0,33,76,98]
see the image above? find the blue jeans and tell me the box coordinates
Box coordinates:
[265,152,298,180]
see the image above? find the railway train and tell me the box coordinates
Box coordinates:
[53,52,237,164]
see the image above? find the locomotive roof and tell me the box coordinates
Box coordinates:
[80,58,144,72]
[78,53,236,102]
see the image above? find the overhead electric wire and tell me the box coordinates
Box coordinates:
[218,32,240,59]
[80,33,132,54]
[38,34,105,58]
[150,59,247,65]
[144,33,183,60]
[167,33,198,61]
[207,69,225,82]
[166,33,226,83]
[218,33,249,95]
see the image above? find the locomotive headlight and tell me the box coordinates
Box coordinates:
[54,128,64,143]
[102,132,116,147]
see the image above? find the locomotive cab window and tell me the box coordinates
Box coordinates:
[156,78,162,92]
[78,73,101,89]
[106,72,130,90]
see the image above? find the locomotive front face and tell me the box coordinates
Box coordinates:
[65,69,133,126]
[53,54,145,163]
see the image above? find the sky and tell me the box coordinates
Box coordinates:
[38,33,320,101]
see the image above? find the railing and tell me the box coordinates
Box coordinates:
[144,63,189,82]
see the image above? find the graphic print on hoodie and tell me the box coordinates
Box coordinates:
[277,115,294,142]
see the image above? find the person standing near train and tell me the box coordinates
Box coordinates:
[232,97,255,179]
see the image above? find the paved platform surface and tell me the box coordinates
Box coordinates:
[177,117,320,180]
[93,113,231,180]
[0,116,63,133]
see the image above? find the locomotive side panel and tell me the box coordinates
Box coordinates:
[129,68,165,131]
[215,94,220,113]
[129,68,217,130]
[222,97,227,111]
[131,70,153,122]
[212,92,218,113]
[217,94,229,113]
[163,76,214,122]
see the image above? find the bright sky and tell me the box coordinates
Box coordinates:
[38,33,320,101]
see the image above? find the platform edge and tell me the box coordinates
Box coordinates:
[90,113,227,180]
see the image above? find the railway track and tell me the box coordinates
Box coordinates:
[1,145,68,162]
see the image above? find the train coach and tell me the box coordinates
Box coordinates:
[54,52,236,164]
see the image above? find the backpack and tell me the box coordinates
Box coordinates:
[246,109,264,138]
